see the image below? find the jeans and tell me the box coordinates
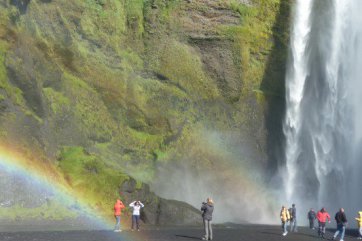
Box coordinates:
[290,219,297,232]
[333,224,345,240]
[203,219,213,240]
[114,215,121,230]
[132,215,140,230]
[359,227,362,237]
[282,221,288,233]
[318,222,326,236]
[309,219,314,229]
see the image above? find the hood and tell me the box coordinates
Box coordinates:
[359,211,362,216]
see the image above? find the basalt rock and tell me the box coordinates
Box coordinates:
[120,178,202,226]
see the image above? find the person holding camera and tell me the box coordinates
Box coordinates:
[201,198,214,240]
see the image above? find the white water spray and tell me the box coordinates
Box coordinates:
[284,0,362,219]
[283,0,313,200]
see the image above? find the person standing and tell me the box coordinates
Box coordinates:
[308,208,316,229]
[280,206,290,236]
[290,204,297,232]
[316,207,331,239]
[332,208,348,241]
[355,211,362,239]
[129,201,144,231]
[201,198,214,241]
[113,199,125,232]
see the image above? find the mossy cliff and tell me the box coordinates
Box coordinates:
[0,0,291,224]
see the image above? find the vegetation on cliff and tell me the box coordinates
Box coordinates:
[0,0,291,223]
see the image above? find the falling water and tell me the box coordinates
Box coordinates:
[284,0,362,219]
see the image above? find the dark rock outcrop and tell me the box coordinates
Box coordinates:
[120,178,202,226]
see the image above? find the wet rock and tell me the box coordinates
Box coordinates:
[10,0,31,14]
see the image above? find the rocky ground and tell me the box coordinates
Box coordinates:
[0,225,360,241]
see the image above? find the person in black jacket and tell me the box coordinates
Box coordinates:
[308,208,316,229]
[289,204,297,232]
[201,198,214,240]
[332,208,348,241]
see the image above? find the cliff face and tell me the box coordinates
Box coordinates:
[0,0,290,224]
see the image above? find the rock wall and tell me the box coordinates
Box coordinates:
[0,0,291,224]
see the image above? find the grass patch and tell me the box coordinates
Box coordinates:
[57,146,129,214]
[0,202,77,220]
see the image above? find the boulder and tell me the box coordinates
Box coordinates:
[120,177,202,225]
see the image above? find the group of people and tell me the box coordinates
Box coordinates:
[113,199,144,232]
[113,197,215,241]
[280,204,297,236]
[281,204,362,240]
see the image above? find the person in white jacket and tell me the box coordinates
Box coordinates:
[129,201,144,231]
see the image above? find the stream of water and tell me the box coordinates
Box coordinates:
[284,0,362,219]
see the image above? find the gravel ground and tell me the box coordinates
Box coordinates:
[0,225,359,241]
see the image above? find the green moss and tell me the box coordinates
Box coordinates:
[135,180,143,190]
[0,0,290,205]
[0,202,77,220]
[152,149,168,162]
[22,105,44,124]
[43,88,71,114]
[0,129,7,138]
[157,0,181,23]
[62,72,117,142]
[125,0,144,37]
[0,42,27,107]
[228,0,258,17]
[79,0,127,49]
[57,146,129,213]
[0,43,8,90]
[126,127,163,149]
[220,0,286,93]
[151,40,219,99]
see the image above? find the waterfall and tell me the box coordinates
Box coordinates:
[283,0,362,219]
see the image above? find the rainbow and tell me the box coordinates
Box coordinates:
[0,145,135,240]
